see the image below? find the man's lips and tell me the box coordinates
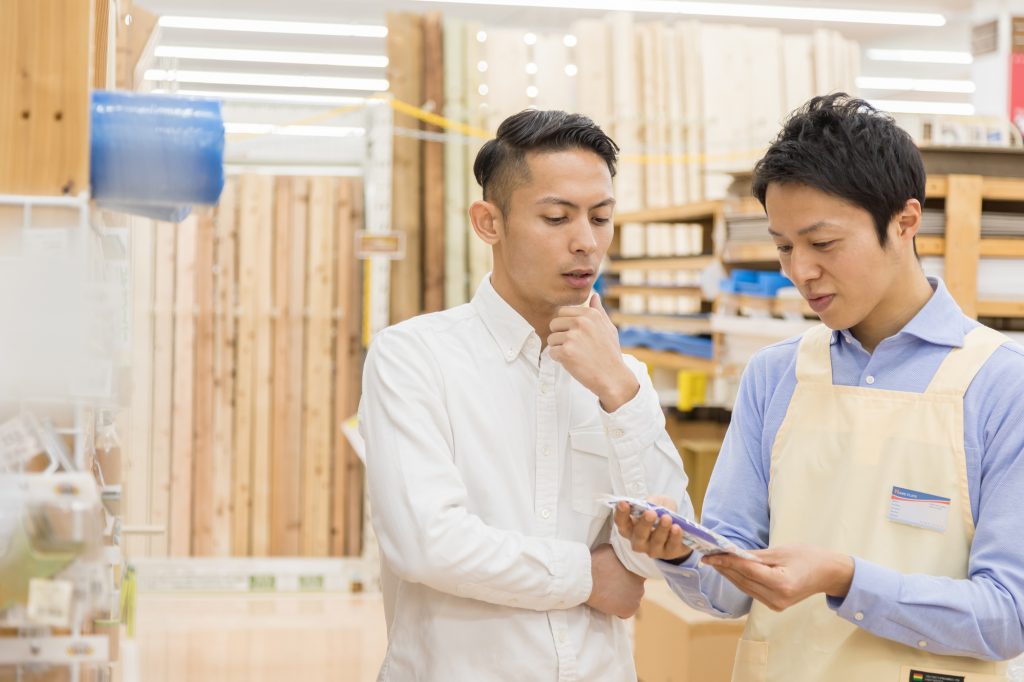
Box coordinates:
[807,294,835,313]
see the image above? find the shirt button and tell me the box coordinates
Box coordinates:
[630,482,643,493]
[557,632,567,645]
[540,384,549,394]
[543,447,551,456]
[918,640,928,648]
[854,612,864,621]
[540,509,551,519]
[865,376,875,385]
[611,428,624,439]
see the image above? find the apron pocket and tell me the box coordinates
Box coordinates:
[733,639,768,682]
[569,430,612,516]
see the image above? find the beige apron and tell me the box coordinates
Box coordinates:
[732,323,1009,682]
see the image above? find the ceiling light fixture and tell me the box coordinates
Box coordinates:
[145,69,389,91]
[857,76,975,94]
[150,89,371,107]
[866,49,972,64]
[154,46,388,68]
[868,99,975,115]
[407,0,944,26]
[157,16,387,38]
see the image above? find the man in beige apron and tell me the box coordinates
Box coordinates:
[616,94,1024,681]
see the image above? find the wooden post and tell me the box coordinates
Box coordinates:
[0,0,93,195]
[251,175,275,555]
[345,179,367,556]
[149,221,177,557]
[169,216,197,557]
[125,217,156,559]
[387,12,425,324]
[423,12,446,313]
[190,213,216,555]
[210,180,238,557]
[944,174,983,318]
[303,177,336,556]
[232,175,260,556]
[270,177,303,556]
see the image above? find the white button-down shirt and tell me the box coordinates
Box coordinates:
[360,277,690,681]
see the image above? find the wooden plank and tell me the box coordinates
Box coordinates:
[605,284,704,298]
[251,175,275,556]
[169,216,198,557]
[605,255,715,273]
[270,177,300,556]
[616,201,722,225]
[976,299,1024,318]
[126,217,156,559]
[190,212,216,556]
[345,179,366,556]
[115,0,157,90]
[980,238,1024,258]
[925,175,948,199]
[944,175,983,318]
[387,12,424,325]
[610,313,713,335]
[0,0,93,195]
[232,175,260,556]
[149,221,177,557]
[92,0,112,89]
[982,177,1024,201]
[623,347,717,372]
[443,19,468,309]
[331,178,359,556]
[721,241,779,264]
[422,12,446,314]
[276,177,311,554]
[917,235,945,257]
[210,179,238,557]
[303,177,337,556]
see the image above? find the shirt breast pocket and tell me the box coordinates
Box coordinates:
[569,430,613,517]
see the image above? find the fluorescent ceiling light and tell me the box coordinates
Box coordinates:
[150,89,370,107]
[224,122,366,138]
[158,16,387,38]
[866,49,972,65]
[145,69,388,91]
[408,0,944,26]
[154,46,388,68]
[857,76,975,94]
[869,99,975,115]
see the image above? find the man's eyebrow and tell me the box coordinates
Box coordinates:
[536,196,616,210]
[767,221,835,237]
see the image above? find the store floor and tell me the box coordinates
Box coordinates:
[133,592,387,681]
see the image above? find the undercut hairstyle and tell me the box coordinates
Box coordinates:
[473,109,619,217]
[752,93,926,248]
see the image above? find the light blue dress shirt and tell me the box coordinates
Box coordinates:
[658,278,1024,661]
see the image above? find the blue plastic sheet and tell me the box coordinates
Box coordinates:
[90,91,225,221]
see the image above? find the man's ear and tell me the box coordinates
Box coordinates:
[470,200,503,246]
[896,197,922,243]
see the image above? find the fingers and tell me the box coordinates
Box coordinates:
[547,331,569,347]
[709,563,782,610]
[627,510,659,554]
[613,504,634,538]
[589,291,605,313]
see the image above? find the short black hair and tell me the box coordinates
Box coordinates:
[473,109,619,216]
[752,93,925,248]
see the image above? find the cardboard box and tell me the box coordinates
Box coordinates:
[634,582,745,682]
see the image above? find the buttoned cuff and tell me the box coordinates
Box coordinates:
[556,541,594,609]
[656,555,729,616]
[826,557,899,629]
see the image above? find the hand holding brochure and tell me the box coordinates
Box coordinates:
[601,495,762,562]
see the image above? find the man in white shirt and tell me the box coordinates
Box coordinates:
[359,109,691,681]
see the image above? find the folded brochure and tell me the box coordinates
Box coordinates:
[601,495,761,562]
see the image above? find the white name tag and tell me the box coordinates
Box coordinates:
[889,486,951,533]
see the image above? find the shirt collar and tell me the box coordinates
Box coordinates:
[470,275,538,362]
[833,277,967,349]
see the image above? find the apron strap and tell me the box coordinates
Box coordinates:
[795,324,835,385]
[925,325,1009,396]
